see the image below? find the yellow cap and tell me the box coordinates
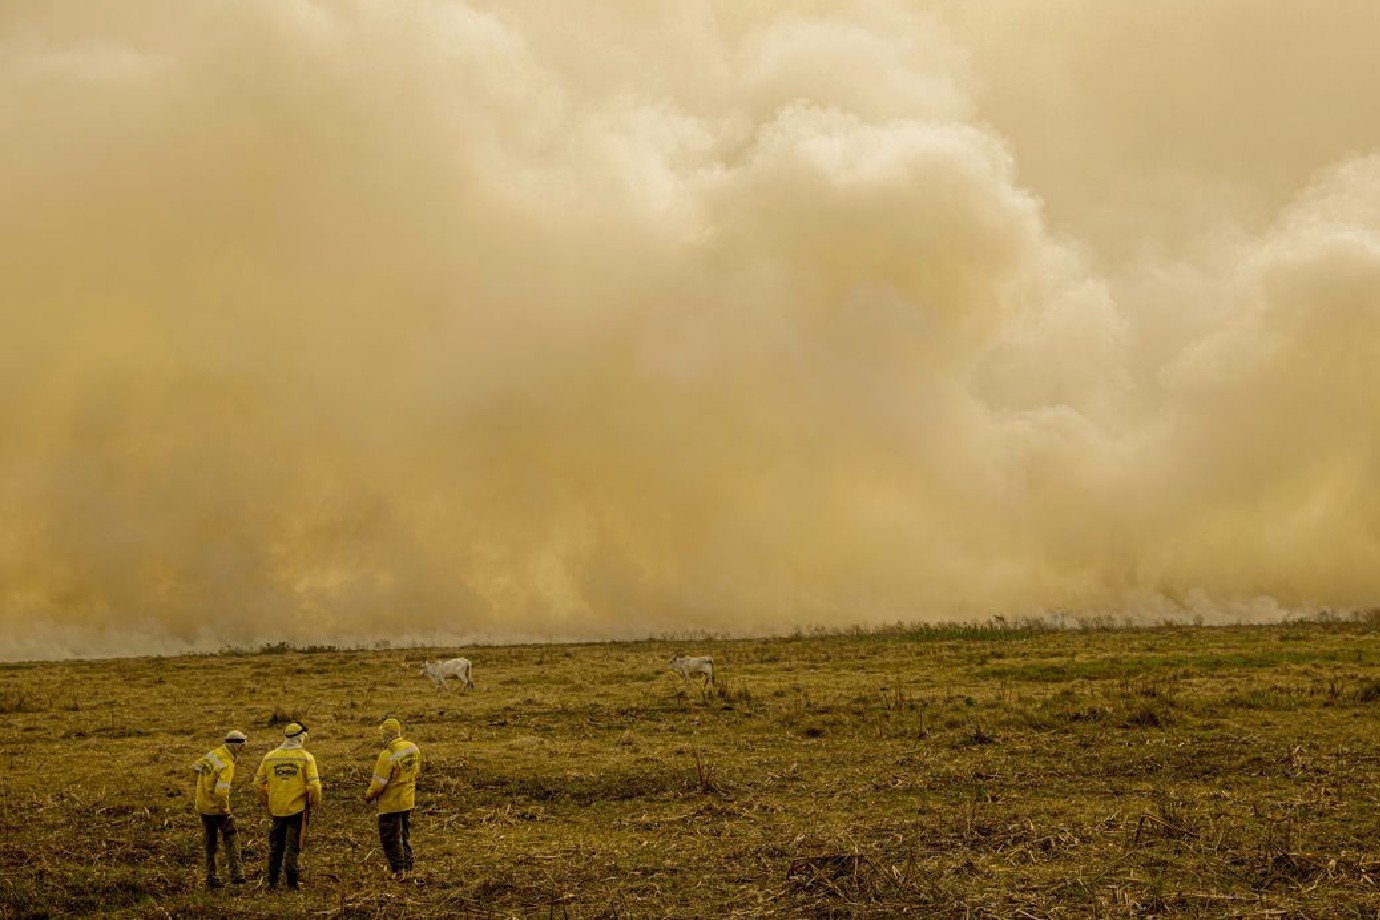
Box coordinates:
[379,717,402,735]
[283,721,307,738]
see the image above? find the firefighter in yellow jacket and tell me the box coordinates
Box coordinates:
[363,717,421,877]
[192,730,248,888]
[253,722,322,891]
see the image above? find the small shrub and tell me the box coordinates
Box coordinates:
[0,689,39,713]
[1121,701,1171,728]
[262,707,296,725]
[957,724,996,746]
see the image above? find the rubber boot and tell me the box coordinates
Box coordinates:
[205,853,223,889]
[225,836,245,884]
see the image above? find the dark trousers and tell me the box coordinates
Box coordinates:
[200,814,242,882]
[267,812,305,888]
[378,810,414,872]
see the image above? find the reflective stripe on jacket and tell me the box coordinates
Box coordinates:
[367,738,421,814]
[192,745,236,815]
[254,746,322,817]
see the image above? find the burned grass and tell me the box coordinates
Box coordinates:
[0,621,1378,917]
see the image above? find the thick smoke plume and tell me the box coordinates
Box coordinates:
[2,1,1378,657]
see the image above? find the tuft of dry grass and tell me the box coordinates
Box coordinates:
[1,621,1379,917]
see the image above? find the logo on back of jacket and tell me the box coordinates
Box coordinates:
[399,754,417,771]
[273,763,300,778]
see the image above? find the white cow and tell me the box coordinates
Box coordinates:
[669,655,715,687]
[420,657,474,691]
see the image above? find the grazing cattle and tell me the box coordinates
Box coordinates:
[669,655,714,687]
[420,657,474,691]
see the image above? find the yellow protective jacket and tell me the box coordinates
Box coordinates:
[254,743,322,817]
[366,738,421,814]
[192,745,238,815]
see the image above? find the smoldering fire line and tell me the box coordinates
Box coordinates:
[1,1,1378,658]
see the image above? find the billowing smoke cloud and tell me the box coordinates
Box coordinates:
[2,1,1378,658]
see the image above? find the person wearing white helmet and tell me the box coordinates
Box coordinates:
[192,729,248,889]
[253,721,322,891]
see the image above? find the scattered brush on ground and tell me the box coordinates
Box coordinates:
[0,618,1378,918]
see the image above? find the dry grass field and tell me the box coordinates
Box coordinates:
[1,619,1379,918]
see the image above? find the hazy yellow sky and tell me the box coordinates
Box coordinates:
[2,1,1378,657]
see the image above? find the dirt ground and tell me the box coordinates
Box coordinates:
[1,619,1378,918]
